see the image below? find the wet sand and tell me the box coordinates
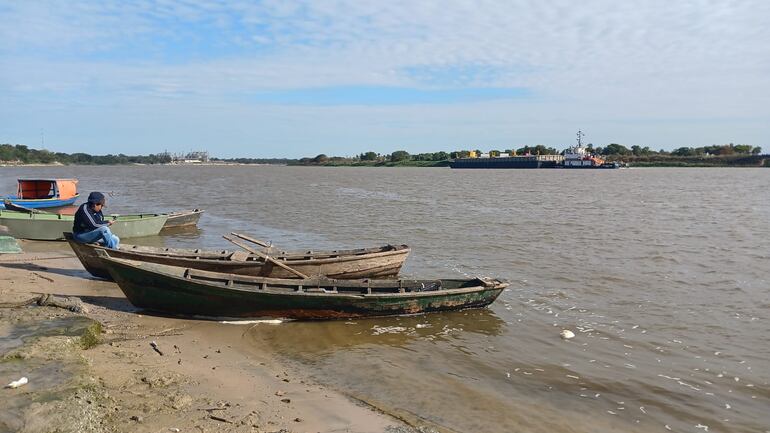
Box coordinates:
[0,242,414,433]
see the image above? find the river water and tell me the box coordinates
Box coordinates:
[2,166,769,432]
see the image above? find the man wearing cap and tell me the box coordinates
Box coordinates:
[72,192,120,249]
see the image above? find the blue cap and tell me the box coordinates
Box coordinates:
[87,192,106,205]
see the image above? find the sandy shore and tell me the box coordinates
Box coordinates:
[0,242,416,433]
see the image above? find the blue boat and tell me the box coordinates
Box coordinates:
[1,178,80,209]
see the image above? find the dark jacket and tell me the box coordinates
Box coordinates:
[73,203,109,234]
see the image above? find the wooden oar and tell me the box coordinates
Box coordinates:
[222,235,309,279]
[230,232,271,248]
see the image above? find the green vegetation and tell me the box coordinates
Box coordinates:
[1,144,172,165]
[79,321,102,350]
[296,142,765,167]
[1,141,765,167]
[589,142,762,157]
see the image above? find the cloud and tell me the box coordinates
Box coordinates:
[0,0,768,155]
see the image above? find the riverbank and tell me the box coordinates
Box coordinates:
[0,243,416,433]
[605,154,769,167]
[3,155,768,168]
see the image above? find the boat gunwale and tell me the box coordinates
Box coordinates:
[71,238,410,264]
[0,209,167,222]
[166,209,205,218]
[102,254,507,299]
[3,194,80,203]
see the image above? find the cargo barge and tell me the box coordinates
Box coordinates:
[450,131,622,169]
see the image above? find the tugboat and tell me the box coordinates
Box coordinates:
[562,130,619,168]
[448,130,623,169]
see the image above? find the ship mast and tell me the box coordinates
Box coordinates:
[576,130,584,147]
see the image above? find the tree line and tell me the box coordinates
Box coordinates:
[0,144,172,165]
[1,141,764,166]
[297,142,763,165]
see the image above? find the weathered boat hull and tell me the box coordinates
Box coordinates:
[1,195,79,209]
[98,254,507,320]
[66,234,410,280]
[162,209,204,229]
[0,210,168,240]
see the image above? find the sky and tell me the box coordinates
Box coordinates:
[1,0,768,158]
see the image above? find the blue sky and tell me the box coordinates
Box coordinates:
[1,0,768,158]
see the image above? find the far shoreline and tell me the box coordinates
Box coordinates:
[2,160,769,168]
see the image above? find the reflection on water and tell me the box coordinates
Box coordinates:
[3,166,769,432]
[246,309,505,356]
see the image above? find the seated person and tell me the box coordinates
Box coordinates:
[72,192,120,249]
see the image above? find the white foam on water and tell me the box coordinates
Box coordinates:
[371,326,407,335]
[219,319,284,325]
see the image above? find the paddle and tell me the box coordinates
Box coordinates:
[229,232,272,248]
[222,235,309,279]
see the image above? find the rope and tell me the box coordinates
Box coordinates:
[0,255,74,263]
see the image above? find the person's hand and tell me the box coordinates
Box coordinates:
[107,220,114,226]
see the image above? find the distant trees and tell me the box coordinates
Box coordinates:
[390,150,410,162]
[600,143,632,156]
[0,143,175,165]
[516,145,559,155]
[669,143,761,157]
[3,140,764,168]
[450,150,471,159]
[412,151,450,161]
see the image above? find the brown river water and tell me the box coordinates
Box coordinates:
[2,166,769,432]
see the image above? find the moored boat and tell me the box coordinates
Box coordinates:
[449,131,622,169]
[0,209,168,240]
[65,233,410,279]
[162,209,204,229]
[96,251,508,320]
[1,179,80,209]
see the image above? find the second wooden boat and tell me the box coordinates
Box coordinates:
[95,251,508,320]
[66,233,411,280]
[0,210,168,240]
[162,209,204,229]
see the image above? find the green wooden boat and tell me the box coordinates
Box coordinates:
[96,250,508,320]
[0,209,169,240]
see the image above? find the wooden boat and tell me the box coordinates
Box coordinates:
[95,251,508,319]
[0,209,168,240]
[65,233,410,279]
[162,209,204,229]
[0,179,79,209]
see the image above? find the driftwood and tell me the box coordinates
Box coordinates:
[0,293,87,313]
